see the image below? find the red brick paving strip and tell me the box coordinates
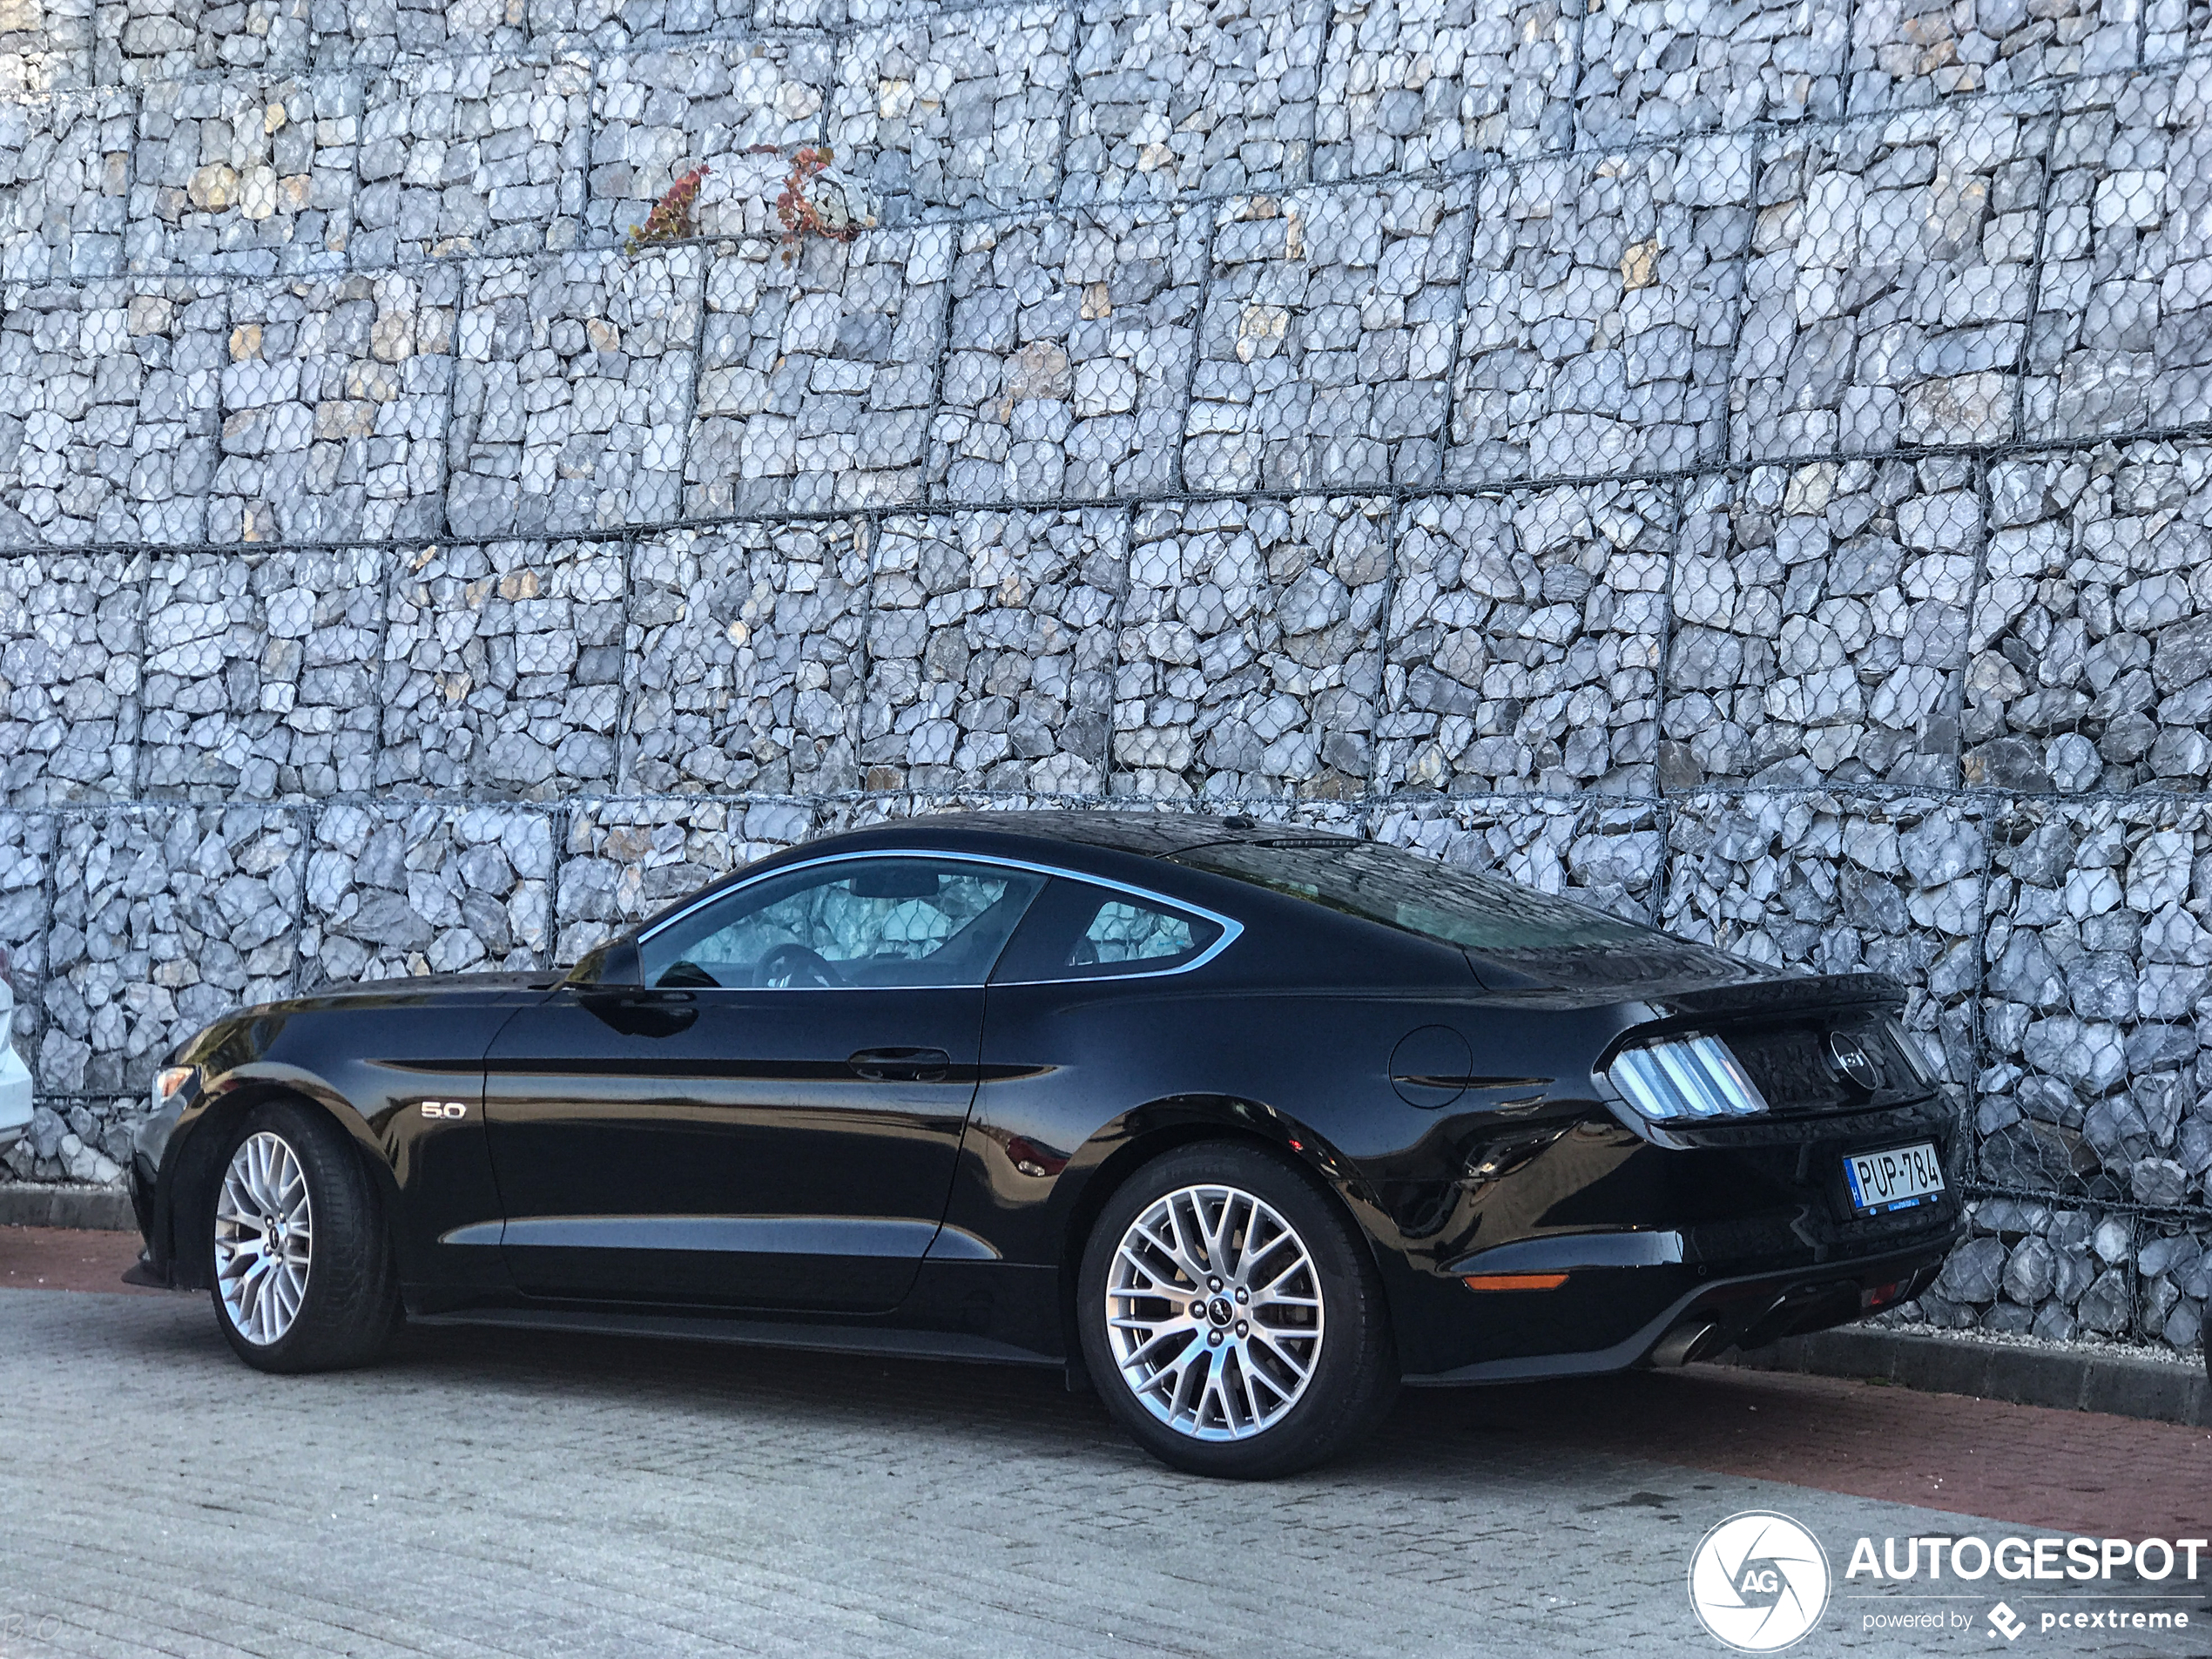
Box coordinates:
[8,1223,2205,1542]
[1461,1366,2211,1542]
[0,1224,154,1294]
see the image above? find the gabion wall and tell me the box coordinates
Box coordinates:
[1,0,2209,1359]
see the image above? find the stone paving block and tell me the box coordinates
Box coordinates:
[0,0,92,93]
[1909,1198,2137,1342]
[1575,0,1845,145]
[1064,0,1325,205]
[354,53,590,266]
[301,800,551,984]
[2026,71,2212,441]
[1378,486,1669,796]
[1736,100,2051,460]
[829,5,1075,217]
[44,806,302,1096]
[0,89,131,287]
[1367,794,1667,924]
[1662,792,1986,1085]
[861,508,1124,794]
[1114,495,1388,799]
[307,0,526,70]
[0,277,225,548]
[212,268,458,544]
[0,551,144,805]
[127,73,361,278]
[686,226,948,515]
[0,812,54,1092]
[139,546,382,799]
[1448,137,1750,486]
[1314,0,1576,180]
[1849,0,2137,110]
[584,39,833,243]
[554,794,819,961]
[622,519,870,794]
[448,247,700,537]
[1664,458,1977,792]
[934,207,1204,502]
[1185,182,1467,493]
[1979,797,2212,1210]
[1966,442,2212,795]
[378,538,625,799]
[94,0,309,81]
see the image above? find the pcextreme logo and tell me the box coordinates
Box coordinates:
[1689,1512,1832,1652]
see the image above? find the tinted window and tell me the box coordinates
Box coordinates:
[1170,840,1655,953]
[991,879,1225,982]
[640,858,1045,989]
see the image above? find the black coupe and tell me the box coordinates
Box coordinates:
[130,813,1963,1477]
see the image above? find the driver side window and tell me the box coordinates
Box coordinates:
[638,859,1045,990]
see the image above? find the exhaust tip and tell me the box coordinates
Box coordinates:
[1649,1320,1719,1368]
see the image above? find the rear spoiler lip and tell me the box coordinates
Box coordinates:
[1636,970,1907,1025]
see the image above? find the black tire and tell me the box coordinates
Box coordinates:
[1078,1142,1398,1479]
[207,1099,399,1373]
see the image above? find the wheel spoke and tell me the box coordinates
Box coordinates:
[213,1131,314,1348]
[1101,1181,1326,1445]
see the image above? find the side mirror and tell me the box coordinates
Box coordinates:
[566,938,643,988]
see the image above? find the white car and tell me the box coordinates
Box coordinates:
[0,980,30,1149]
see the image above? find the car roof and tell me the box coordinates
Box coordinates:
[860,809,1359,859]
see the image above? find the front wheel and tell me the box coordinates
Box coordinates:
[209,1099,398,1373]
[1078,1143,1398,1479]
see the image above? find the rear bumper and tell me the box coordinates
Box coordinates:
[1400,1234,1955,1386]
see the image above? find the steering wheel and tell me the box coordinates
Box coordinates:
[757,942,841,989]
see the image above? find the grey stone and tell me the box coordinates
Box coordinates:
[378,538,624,801]
[303,802,550,986]
[448,247,701,536]
[623,521,869,796]
[1382,488,1668,795]
[212,268,457,543]
[1115,496,1386,799]
[867,509,1125,796]
[1450,138,1749,484]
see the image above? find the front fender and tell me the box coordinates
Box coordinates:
[144,990,533,1302]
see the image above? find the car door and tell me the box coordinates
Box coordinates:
[482,853,1045,1313]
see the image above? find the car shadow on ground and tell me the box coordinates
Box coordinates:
[102,1290,2212,1541]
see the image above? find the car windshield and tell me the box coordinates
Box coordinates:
[1170,839,1655,954]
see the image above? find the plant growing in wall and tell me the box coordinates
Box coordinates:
[760,145,873,263]
[625,165,710,255]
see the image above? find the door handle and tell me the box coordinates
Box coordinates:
[847,1047,954,1083]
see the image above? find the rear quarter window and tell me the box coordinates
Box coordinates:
[990,879,1225,982]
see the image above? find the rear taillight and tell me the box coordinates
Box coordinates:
[1606,1034,1770,1123]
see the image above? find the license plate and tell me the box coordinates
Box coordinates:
[1844,1142,1946,1216]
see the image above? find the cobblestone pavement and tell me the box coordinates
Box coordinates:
[0,1263,2205,1658]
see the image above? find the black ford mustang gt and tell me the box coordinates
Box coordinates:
[130,812,1963,1477]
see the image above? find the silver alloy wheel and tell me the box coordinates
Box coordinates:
[1103,1183,1325,1441]
[213,1130,313,1346]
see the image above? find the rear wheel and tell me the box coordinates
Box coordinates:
[1078,1142,1397,1479]
[209,1099,397,1373]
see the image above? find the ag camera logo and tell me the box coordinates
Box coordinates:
[1689,1512,1831,1652]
